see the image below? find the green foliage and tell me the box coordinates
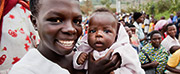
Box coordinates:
[154,11,172,20]
[136,0,180,20]
[100,0,112,8]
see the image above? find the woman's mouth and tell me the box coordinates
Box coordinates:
[58,40,74,47]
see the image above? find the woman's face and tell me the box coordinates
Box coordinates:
[167,25,177,38]
[35,0,82,55]
[151,33,162,48]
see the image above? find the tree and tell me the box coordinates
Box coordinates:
[80,0,93,15]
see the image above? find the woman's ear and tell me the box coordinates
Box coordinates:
[30,15,38,30]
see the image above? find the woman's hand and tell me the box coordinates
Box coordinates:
[88,50,121,74]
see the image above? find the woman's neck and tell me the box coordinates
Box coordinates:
[37,42,65,63]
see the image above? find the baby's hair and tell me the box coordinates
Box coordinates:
[169,45,180,54]
[166,23,175,31]
[92,8,116,20]
[150,30,162,39]
[30,0,40,16]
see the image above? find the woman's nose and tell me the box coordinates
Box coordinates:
[62,21,76,35]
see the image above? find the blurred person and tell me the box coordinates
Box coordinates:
[167,14,174,24]
[133,12,145,42]
[165,45,180,74]
[144,14,150,35]
[0,0,39,74]
[161,23,180,53]
[139,30,168,74]
[173,11,180,39]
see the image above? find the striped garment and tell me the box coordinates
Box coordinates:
[139,43,168,74]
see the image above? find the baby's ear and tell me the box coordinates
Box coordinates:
[30,15,38,30]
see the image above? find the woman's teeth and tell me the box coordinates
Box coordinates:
[58,40,74,46]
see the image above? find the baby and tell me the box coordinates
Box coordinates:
[73,8,145,74]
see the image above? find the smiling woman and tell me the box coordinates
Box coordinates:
[8,0,121,74]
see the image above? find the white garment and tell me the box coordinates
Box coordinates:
[133,22,145,40]
[9,48,70,74]
[0,4,39,74]
[161,35,180,52]
[144,19,150,33]
[73,24,145,74]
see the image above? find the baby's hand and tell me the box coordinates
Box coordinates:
[77,52,88,65]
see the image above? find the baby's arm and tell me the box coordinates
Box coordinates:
[77,52,88,65]
[73,51,88,70]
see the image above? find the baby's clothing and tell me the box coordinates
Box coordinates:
[73,24,145,74]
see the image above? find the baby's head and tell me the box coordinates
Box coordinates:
[30,0,82,55]
[88,8,118,52]
[169,45,180,54]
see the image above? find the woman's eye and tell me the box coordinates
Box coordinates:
[104,30,111,33]
[47,18,63,23]
[73,19,82,26]
[89,30,96,33]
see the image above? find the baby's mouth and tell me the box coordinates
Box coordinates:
[58,40,74,47]
[95,41,104,47]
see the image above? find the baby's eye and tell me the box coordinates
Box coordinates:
[47,18,63,23]
[104,30,111,33]
[89,30,96,33]
[73,19,82,26]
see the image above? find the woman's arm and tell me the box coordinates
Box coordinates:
[166,64,180,73]
[141,61,159,70]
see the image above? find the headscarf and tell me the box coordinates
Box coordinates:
[0,0,29,42]
[154,20,168,31]
[133,12,142,21]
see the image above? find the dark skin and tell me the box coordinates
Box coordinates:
[141,33,161,69]
[166,65,180,73]
[31,0,120,74]
[167,25,177,39]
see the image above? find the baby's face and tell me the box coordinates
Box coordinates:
[36,0,82,55]
[88,13,117,51]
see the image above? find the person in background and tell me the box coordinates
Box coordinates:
[154,20,168,40]
[161,23,180,53]
[133,12,145,42]
[0,0,39,74]
[128,24,141,53]
[166,45,180,74]
[167,14,174,24]
[124,25,139,53]
[173,11,180,39]
[139,30,168,74]
[144,14,150,35]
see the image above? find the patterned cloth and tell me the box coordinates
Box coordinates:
[0,3,39,74]
[139,43,168,74]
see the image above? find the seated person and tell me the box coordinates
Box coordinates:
[139,30,168,74]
